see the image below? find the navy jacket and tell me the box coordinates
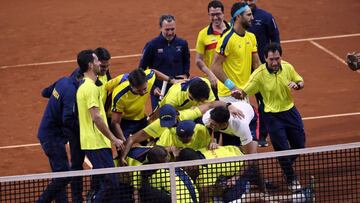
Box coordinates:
[38,73,80,141]
[139,33,190,88]
[248,7,280,63]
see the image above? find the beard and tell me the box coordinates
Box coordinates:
[242,20,252,30]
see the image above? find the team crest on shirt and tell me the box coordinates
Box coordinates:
[157,48,164,53]
[52,88,60,99]
[176,46,182,52]
[211,37,217,42]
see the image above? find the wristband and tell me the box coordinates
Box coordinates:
[224,79,235,90]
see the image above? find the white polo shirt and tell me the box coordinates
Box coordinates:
[202,101,254,145]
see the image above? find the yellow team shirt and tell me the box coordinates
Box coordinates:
[144,107,203,138]
[216,29,257,97]
[156,124,211,150]
[197,146,244,187]
[243,61,303,113]
[102,74,128,118]
[97,74,114,118]
[196,23,230,70]
[149,168,199,203]
[76,77,111,150]
[159,77,216,111]
[111,70,155,120]
[105,73,129,94]
[196,23,230,93]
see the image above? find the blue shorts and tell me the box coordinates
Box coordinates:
[120,117,147,139]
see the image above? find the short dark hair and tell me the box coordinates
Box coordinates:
[210,106,230,123]
[264,42,283,58]
[208,0,224,12]
[177,148,202,162]
[77,49,95,74]
[128,69,147,87]
[231,2,248,19]
[188,79,210,101]
[159,14,175,27]
[147,145,168,164]
[94,47,111,61]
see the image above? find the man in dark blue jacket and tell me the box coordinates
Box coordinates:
[242,0,281,147]
[139,14,190,110]
[37,69,85,203]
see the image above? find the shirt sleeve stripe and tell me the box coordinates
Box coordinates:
[112,86,131,112]
[219,29,234,55]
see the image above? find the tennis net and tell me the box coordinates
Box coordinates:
[1,142,359,202]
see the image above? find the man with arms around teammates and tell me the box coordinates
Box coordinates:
[238,43,306,191]
[211,2,261,103]
[139,14,190,110]
[241,0,281,147]
[76,49,123,202]
[195,0,230,88]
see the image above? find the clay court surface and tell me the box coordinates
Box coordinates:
[0,0,359,176]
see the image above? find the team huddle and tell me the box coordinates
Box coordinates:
[37,1,308,203]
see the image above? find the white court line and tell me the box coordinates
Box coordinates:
[282,33,360,44]
[0,143,41,149]
[302,112,360,120]
[309,40,348,65]
[0,33,359,70]
[0,111,360,150]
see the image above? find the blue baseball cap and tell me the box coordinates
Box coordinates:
[176,120,196,138]
[159,104,179,127]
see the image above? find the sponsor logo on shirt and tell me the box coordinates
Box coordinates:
[157,48,164,53]
[254,19,262,26]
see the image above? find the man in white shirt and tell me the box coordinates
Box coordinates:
[202,100,257,154]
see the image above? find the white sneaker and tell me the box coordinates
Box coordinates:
[288,179,302,191]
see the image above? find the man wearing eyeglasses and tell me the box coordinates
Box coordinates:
[139,14,190,111]
[195,0,230,90]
